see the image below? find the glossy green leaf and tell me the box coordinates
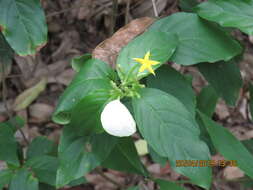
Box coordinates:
[27,136,56,159]
[196,0,253,35]
[197,85,218,117]
[147,65,196,116]
[132,88,211,189]
[102,137,148,176]
[52,59,115,125]
[0,0,47,55]
[9,169,38,190]
[56,126,118,188]
[69,91,112,135]
[0,122,19,166]
[67,177,87,187]
[0,169,13,190]
[26,156,58,186]
[197,61,242,106]
[179,0,198,12]
[116,30,178,80]
[149,13,242,65]
[199,112,253,178]
[249,83,253,121]
[156,179,185,190]
[71,54,92,72]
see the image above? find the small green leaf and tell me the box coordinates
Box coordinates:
[197,85,218,117]
[9,169,38,190]
[197,61,242,106]
[199,112,253,178]
[102,137,148,176]
[71,54,92,72]
[0,0,47,55]
[132,88,211,189]
[116,30,178,80]
[26,155,58,186]
[147,65,196,116]
[27,136,56,159]
[0,169,13,190]
[52,59,115,124]
[0,122,19,166]
[156,179,186,190]
[196,0,253,35]
[249,83,253,121]
[67,177,87,187]
[149,13,242,65]
[14,78,47,111]
[56,126,118,188]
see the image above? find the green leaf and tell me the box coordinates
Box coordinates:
[249,83,253,121]
[242,139,253,155]
[26,156,58,186]
[179,0,199,12]
[197,61,242,106]
[27,136,56,159]
[198,112,253,178]
[9,169,38,190]
[197,85,218,117]
[56,126,118,188]
[102,137,148,176]
[52,59,115,125]
[148,146,167,167]
[0,0,47,55]
[116,30,178,80]
[132,88,211,189]
[196,0,253,35]
[71,54,92,72]
[39,183,55,190]
[69,90,112,135]
[0,122,19,166]
[156,179,185,190]
[147,65,196,116]
[0,169,13,190]
[149,12,242,65]
[67,177,87,187]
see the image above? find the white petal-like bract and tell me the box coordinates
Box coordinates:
[100,99,136,137]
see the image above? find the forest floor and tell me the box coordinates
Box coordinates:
[1,0,253,190]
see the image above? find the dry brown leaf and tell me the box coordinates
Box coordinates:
[13,78,47,111]
[223,167,244,180]
[29,103,54,122]
[92,17,155,67]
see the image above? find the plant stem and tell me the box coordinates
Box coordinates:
[1,63,29,146]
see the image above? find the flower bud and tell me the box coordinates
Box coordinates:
[100,99,136,137]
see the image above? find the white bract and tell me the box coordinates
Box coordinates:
[100,99,136,137]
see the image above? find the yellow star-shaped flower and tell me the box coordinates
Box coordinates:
[133,51,160,75]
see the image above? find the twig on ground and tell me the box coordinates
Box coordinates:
[110,0,118,35]
[125,0,131,24]
[151,0,158,17]
[95,168,124,189]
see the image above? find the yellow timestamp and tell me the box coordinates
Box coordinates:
[176,160,237,167]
